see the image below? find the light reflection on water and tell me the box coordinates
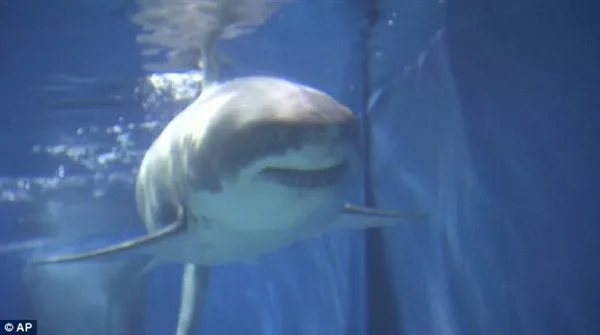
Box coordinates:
[0,71,204,202]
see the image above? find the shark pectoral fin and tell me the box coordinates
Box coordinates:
[334,203,428,230]
[31,209,187,265]
[176,264,210,335]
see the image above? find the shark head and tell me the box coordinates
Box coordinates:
[184,77,360,232]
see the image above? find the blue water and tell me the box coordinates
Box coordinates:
[1,1,598,335]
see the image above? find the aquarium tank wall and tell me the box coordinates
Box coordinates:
[0,0,598,335]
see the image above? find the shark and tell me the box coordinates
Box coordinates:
[31,76,426,335]
[25,3,426,335]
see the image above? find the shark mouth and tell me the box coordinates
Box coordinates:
[261,162,348,188]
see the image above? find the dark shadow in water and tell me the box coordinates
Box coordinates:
[360,1,403,335]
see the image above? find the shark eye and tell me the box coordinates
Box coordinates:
[270,128,284,142]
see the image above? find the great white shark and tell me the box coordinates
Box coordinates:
[26,3,424,335]
[31,76,426,335]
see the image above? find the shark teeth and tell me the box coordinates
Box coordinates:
[260,162,348,188]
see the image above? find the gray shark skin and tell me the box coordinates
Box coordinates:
[32,76,426,335]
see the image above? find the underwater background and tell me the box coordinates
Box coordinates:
[0,0,598,335]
